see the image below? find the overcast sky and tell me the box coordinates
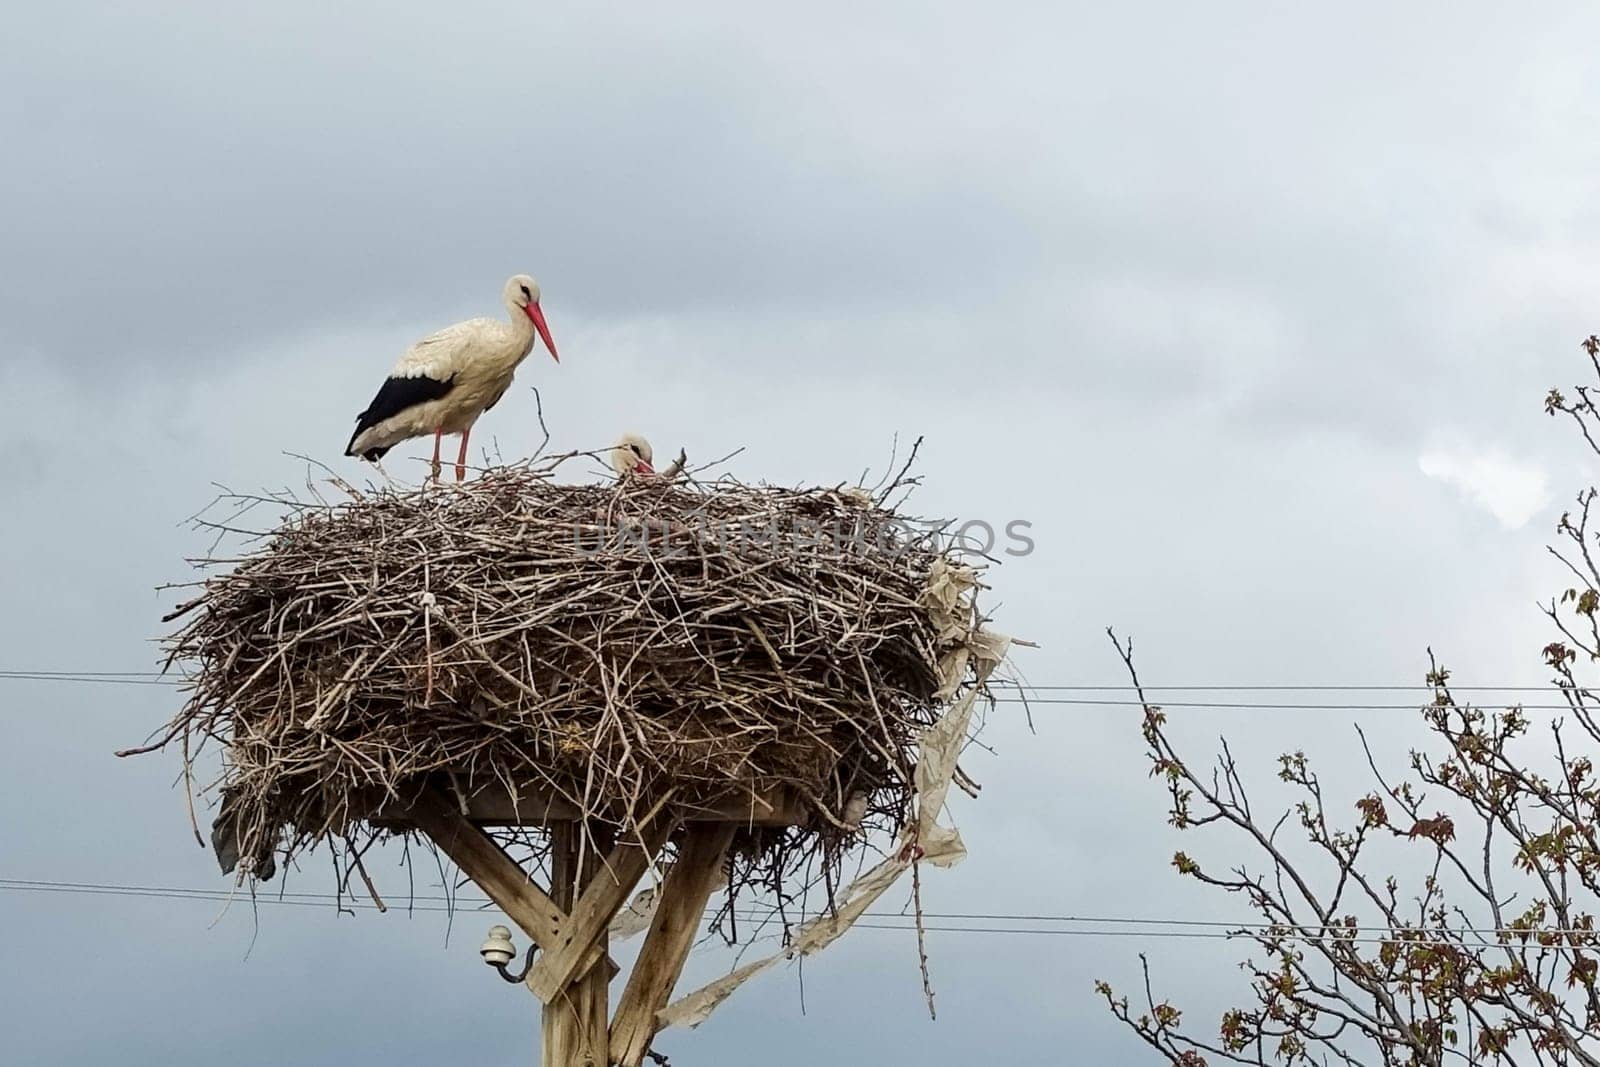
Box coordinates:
[4,2,1600,1063]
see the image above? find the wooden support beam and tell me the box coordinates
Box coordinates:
[526,816,678,1003]
[407,793,619,981]
[408,796,568,950]
[609,823,737,1067]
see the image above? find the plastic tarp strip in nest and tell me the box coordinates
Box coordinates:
[656,635,1004,1031]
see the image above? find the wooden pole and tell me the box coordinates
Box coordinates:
[542,824,613,1067]
[409,787,765,1066]
[609,823,737,1067]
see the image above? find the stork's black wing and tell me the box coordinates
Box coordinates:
[344,373,456,459]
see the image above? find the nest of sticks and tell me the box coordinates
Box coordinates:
[139,455,1003,913]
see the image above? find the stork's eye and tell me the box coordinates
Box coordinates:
[520,284,532,300]
[629,443,643,456]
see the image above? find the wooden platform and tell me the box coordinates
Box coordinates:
[370,777,805,830]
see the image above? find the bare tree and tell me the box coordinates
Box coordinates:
[1097,339,1600,1066]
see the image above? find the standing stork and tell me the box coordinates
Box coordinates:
[345,274,559,482]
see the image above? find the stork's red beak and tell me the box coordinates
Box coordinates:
[635,459,655,475]
[524,301,559,363]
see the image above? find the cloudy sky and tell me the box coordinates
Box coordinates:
[4,2,1600,1062]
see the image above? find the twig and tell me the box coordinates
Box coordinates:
[911,854,936,1020]
[349,842,387,913]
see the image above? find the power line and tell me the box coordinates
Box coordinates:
[994,698,1586,710]
[994,684,1569,694]
[0,669,1576,693]
[0,669,167,677]
[2,879,1595,947]
[2,671,1590,710]
[0,671,177,686]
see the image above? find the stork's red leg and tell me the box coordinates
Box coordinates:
[455,428,471,483]
[430,429,443,483]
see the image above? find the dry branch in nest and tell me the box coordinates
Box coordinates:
[135,455,1007,925]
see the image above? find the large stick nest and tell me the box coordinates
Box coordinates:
[145,458,1003,907]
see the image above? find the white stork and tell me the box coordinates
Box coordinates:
[611,433,686,480]
[345,274,559,481]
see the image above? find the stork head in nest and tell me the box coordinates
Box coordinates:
[611,433,655,477]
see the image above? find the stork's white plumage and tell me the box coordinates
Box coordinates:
[611,433,686,480]
[345,274,559,481]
